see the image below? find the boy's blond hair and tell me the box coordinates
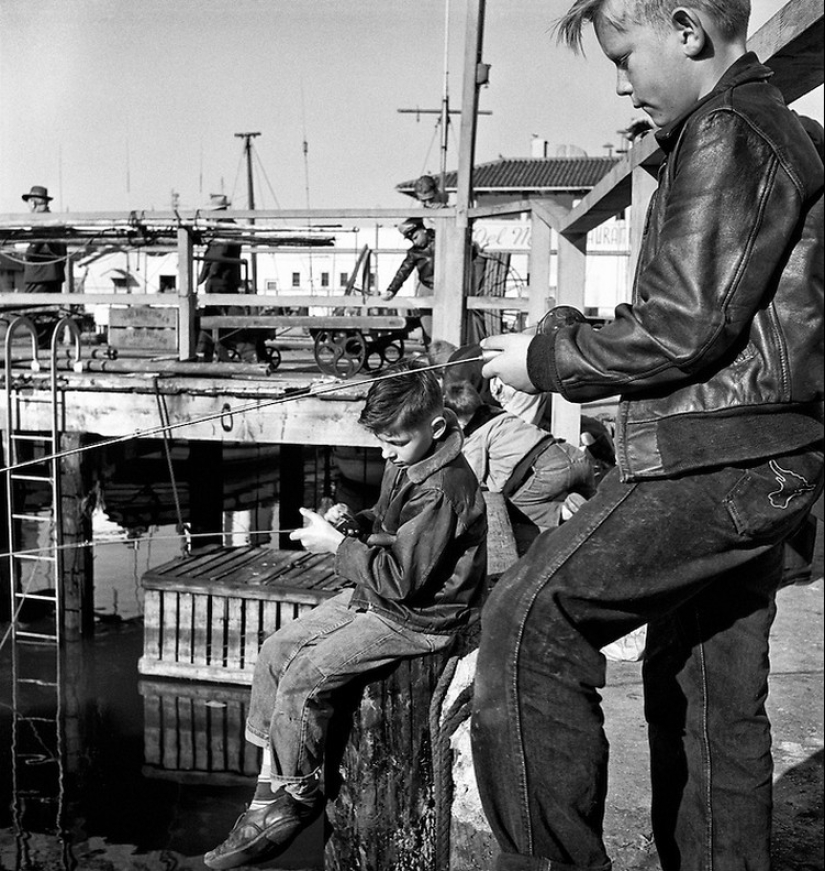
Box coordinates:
[555,0,750,52]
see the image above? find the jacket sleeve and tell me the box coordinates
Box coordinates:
[384,250,417,298]
[334,487,459,602]
[527,109,809,402]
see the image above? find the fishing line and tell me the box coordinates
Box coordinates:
[0,528,303,563]
[0,355,486,476]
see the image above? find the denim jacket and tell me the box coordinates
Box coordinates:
[528,54,824,481]
[336,416,488,634]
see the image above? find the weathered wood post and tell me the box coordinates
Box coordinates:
[177,226,197,361]
[59,433,95,639]
[324,652,453,871]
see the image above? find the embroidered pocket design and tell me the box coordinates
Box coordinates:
[768,460,817,510]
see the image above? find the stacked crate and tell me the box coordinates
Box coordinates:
[139,546,342,685]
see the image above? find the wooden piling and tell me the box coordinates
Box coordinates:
[59,433,95,638]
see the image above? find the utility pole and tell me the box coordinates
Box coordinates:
[432,0,489,345]
[235,131,261,293]
[397,0,490,196]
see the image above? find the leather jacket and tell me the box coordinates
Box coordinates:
[384,231,435,298]
[337,415,487,634]
[528,54,824,481]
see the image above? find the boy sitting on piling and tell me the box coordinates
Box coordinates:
[204,359,488,870]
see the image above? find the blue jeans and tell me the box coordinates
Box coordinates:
[246,589,453,789]
[472,447,823,871]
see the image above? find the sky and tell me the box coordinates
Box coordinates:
[0,0,821,214]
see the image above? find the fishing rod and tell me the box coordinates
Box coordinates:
[0,354,495,476]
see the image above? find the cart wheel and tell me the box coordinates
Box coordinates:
[314,329,367,378]
[364,338,405,372]
[381,339,404,366]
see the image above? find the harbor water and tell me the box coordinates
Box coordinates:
[0,440,382,871]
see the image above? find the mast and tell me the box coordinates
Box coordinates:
[439,0,451,192]
[235,131,261,293]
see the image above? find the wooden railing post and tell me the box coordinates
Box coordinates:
[177,227,197,361]
[551,228,588,445]
[528,208,553,327]
[627,163,658,295]
[433,221,468,346]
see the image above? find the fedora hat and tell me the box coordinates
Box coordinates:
[22,185,53,202]
[397,217,425,239]
[204,193,230,211]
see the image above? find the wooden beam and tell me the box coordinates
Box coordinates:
[749,0,824,102]
[1,387,378,448]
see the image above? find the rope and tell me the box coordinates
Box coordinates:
[153,380,187,554]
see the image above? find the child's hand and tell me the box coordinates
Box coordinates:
[289,508,346,554]
[480,333,537,394]
[323,502,361,537]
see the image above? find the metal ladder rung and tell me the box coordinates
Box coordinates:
[13,553,57,563]
[11,474,54,483]
[11,513,54,523]
[16,681,60,690]
[15,630,59,643]
[14,591,58,602]
[10,433,54,443]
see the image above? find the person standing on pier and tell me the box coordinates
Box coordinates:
[195,193,263,363]
[382,217,436,349]
[203,360,487,870]
[21,185,66,295]
[472,2,824,870]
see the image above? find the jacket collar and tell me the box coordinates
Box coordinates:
[655,52,774,152]
[406,410,465,484]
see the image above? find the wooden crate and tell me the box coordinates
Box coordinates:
[108,305,178,351]
[139,546,342,684]
[140,678,261,784]
[139,493,516,686]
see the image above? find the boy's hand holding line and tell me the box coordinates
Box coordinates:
[289,507,345,554]
[479,333,538,394]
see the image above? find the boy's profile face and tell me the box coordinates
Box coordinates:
[594,0,703,129]
[374,415,446,468]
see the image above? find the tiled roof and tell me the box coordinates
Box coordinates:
[397,156,619,196]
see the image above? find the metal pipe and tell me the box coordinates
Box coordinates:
[9,358,275,377]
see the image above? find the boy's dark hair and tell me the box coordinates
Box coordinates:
[444,380,484,420]
[359,359,444,434]
[555,0,750,52]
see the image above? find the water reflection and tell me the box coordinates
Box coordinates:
[0,439,373,870]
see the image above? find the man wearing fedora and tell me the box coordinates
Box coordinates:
[21,185,67,296]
